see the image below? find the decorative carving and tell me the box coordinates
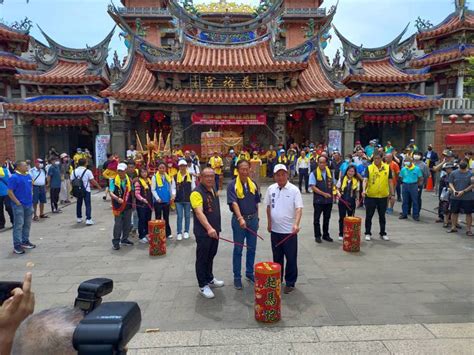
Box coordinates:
[195,0,256,14]
[182,0,201,16]
[276,73,284,89]
[172,74,182,90]
[302,19,315,39]
[9,17,33,33]
[415,17,433,32]
[135,18,149,38]
[171,110,183,146]
[274,111,286,145]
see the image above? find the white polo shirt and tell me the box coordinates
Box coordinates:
[29,167,46,186]
[264,181,303,234]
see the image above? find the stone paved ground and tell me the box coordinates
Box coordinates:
[0,181,473,351]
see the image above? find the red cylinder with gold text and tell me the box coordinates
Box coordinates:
[343,216,362,252]
[148,220,166,256]
[254,262,281,323]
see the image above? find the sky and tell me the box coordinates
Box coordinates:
[0,0,461,63]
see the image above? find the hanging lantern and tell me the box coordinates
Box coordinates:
[449,114,458,124]
[304,109,316,121]
[388,115,394,124]
[292,110,302,121]
[140,111,151,123]
[287,122,293,129]
[462,114,472,124]
[154,111,165,123]
[33,117,43,126]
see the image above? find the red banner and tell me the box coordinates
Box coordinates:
[191,113,266,126]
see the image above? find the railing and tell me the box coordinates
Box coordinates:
[117,7,171,16]
[441,98,474,112]
[283,8,326,16]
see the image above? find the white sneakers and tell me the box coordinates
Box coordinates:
[199,285,215,299]
[338,236,343,241]
[139,237,149,244]
[86,219,94,226]
[184,232,190,239]
[209,278,224,288]
[381,235,390,241]
[77,218,82,223]
[365,234,390,241]
[365,234,371,241]
[177,233,183,241]
[176,233,189,241]
[167,234,174,239]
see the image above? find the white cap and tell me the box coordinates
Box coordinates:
[178,159,187,166]
[273,164,288,173]
[279,149,285,153]
[117,163,127,171]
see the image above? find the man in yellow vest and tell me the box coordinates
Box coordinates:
[362,152,395,241]
[208,151,223,191]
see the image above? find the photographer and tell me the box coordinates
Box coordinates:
[0,273,35,355]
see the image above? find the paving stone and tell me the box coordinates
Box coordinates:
[292,340,389,353]
[340,324,435,341]
[127,331,201,349]
[315,326,350,342]
[132,343,293,354]
[423,323,474,338]
[382,338,474,354]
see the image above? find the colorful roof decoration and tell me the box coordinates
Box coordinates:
[102,53,352,105]
[345,93,442,112]
[195,1,256,14]
[0,23,30,43]
[411,44,474,68]
[16,60,109,86]
[0,51,36,70]
[145,39,308,74]
[4,95,108,114]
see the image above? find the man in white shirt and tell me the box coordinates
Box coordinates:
[126,145,137,160]
[29,159,47,221]
[70,158,101,225]
[264,164,303,294]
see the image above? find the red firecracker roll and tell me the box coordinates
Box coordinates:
[148,220,166,256]
[254,262,281,323]
[343,216,362,252]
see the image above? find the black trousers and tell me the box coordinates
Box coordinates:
[154,202,171,236]
[0,195,14,228]
[271,231,298,287]
[50,187,60,211]
[313,203,332,239]
[137,205,152,238]
[195,234,219,288]
[338,199,356,236]
[298,169,309,192]
[364,197,388,236]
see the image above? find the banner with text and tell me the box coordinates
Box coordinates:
[192,113,267,126]
[95,134,110,168]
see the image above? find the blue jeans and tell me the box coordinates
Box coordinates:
[232,215,258,280]
[76,191,91,220]
[214,174,220,191]
[12,204,33,248]
[176,202,191,234]
[402,183,419,218]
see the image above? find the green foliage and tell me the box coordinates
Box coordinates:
[465,57,474,100]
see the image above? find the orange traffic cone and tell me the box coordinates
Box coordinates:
[426,175,434,192]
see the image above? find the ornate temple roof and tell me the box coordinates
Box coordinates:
[0,23,30,44]
[4,95,108,114]
[345,93,442,112]
[145,39,308,73]
[411,44,474,68]
[195,1,256,14]
[0,51,36,70]
[102,52,352,105]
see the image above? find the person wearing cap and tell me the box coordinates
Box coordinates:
[110,163,134,249]
[265,163,303,294]
[438,162,456,228]
[309,156,334,243]
[173,159,196,241]
[190,167,224,299]
[73,148,84,168]
[152,161,175,239]
[208,151,223,191]
[47,157,62,214]
[134,166,153,244]
[59,153,73,204]
[407,139,419,154]
[412,151,430,214]
[447,159,473,236]
[296,150,310,193]
[227,159,261,290]
[399,156,423,221]
[277,149,288,167]
[364,140,376,159]
[71,158,101,226]
[29,159,48,221]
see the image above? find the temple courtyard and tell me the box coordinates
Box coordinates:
[0,184,473,353]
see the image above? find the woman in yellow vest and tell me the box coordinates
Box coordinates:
[362,152,394,241]
[209,151,223,191]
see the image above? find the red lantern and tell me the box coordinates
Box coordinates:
[154,111,165,123]
[449,114,458,124]
[292,110,302,121]
[33,117,43,126]
[287,122,293,129]
[140,111,151,123]
[462,114,472,124]
[304,109,316,121]
[82,118,91,126]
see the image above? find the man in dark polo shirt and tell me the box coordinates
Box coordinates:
[190,167,224,299]
[227,159,260,290]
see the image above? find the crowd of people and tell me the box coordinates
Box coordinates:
[0,139,472,299]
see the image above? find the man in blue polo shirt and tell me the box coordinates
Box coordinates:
[399,156,423,221]
[8,161,36,255]
[0,165,14,230]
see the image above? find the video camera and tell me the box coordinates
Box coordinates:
[72,278,142,355]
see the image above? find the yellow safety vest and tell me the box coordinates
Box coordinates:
[366,163,390,198]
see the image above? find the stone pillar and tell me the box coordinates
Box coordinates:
[98,114,111,135]
[419,82,426,95]
[20,85,26,99]
[274,111,286,146]
[456,76,464,98]
[433,82,439,95]
[13,115,32,161]
[416,111,436,150]
[171,109,183,147]
[111,114,127,159]
[343,115,356,156]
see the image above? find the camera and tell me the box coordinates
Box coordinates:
[72,278,142,355]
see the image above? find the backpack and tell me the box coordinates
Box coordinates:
[71,169,88,198]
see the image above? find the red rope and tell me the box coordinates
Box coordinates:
[245,226,265,241]
[218,235,249,248]
[274,233,297,248]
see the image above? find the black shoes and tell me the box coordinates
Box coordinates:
[315,237,322,243]
[121,239,134,246]
[113,245,120,250]
[322,236,333,242]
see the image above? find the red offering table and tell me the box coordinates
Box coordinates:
[254,262,281,323]
[343,216,362,252]
[148,220,166,256]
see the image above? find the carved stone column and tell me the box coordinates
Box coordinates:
[98,113,111,135]
[274,110,286,146]
[111,107,128,159]
[171,109,183,147]
[343,115,356,156]
[416,110,436,150]
[13,114,32,161]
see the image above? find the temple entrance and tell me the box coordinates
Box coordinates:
[356,123,415,150]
